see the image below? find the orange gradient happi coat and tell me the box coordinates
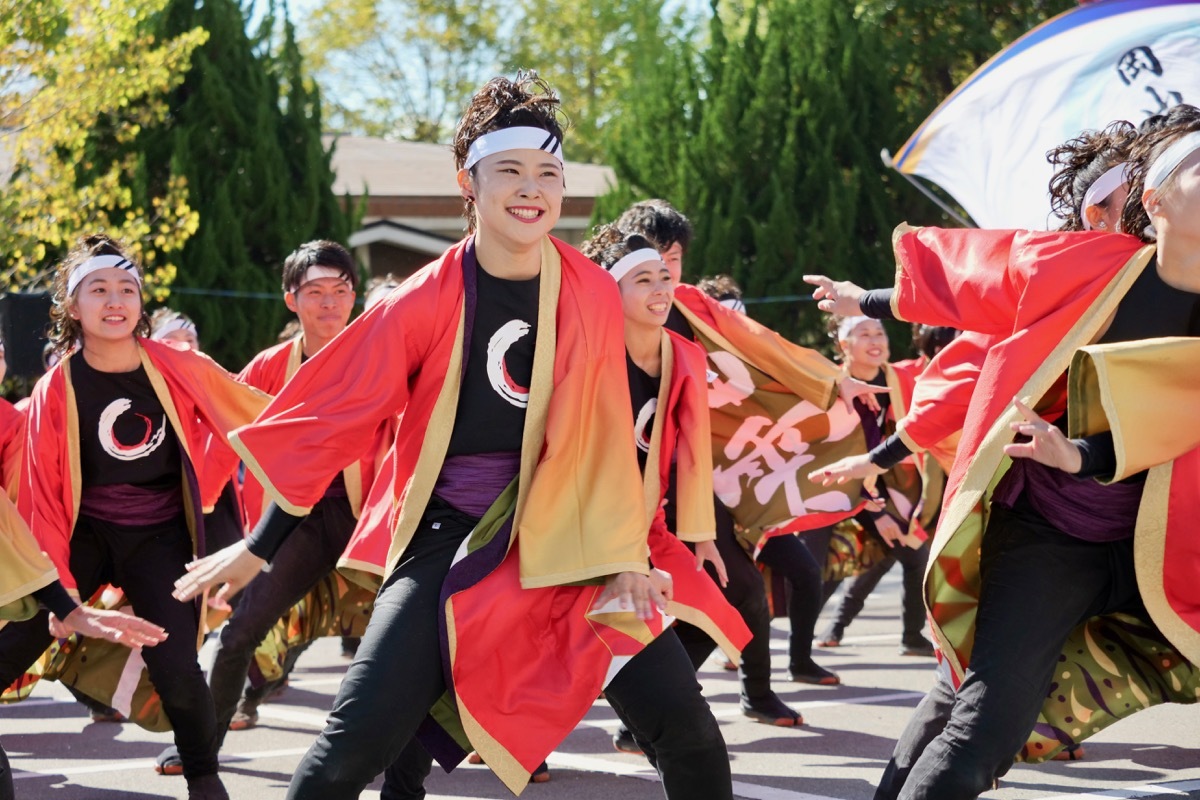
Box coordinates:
[229,236,660,792]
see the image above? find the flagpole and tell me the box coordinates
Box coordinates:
[880,149,976,228]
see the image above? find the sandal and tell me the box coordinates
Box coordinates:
[740,693,803,727]
[154,746,183,776]
[1051,744,1085,761]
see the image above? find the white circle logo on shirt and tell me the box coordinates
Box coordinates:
[486,319,532,408]
[634,397,658,453]
[98,398,167,461]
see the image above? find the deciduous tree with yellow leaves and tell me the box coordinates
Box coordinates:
[0,0,207,295]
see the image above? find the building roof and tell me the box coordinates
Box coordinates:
[325,134,617,199]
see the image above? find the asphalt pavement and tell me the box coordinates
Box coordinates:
[4,570,1198,799]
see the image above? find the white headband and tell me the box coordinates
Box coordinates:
[151,316,198,341]
[464,126,564,171]
[719,297,747,313]
[606,248,662,283]
[295,266,350,289]
[67,254,140,296]
[1145,131,1200,192]
[837,315,872,340]
[1082,163,1127,230]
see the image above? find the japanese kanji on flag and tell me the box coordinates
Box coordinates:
[672,286,870,548]
[892,0,1200,230]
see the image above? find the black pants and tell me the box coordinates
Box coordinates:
[0,514,219,778]
[874,501,1144,800]
[285,503,731,800]
[675,500,775,697]
[799,525,844,608]
[0,739,12,800]
[208,495,355,748]
[757,529,825,672]
[826,535,930,644]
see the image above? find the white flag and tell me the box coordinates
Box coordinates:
[892,0,1200,230]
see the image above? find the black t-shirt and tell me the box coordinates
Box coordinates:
[446,264,540,456]
[664,304,694,340]
[72,356,181,488]
[627,354,661,473]
[852,369,891,449]
[1097,255,1200,343]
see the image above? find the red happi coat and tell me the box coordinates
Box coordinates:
[0,398,25,503]
[889,225,1200,758]
[643,329,751,660]
[237,336,372,529]
[229,236,653,793]
[874,358,929,541]
[19,339,270,592]
[442,326,751,790]
[895,330,996,474]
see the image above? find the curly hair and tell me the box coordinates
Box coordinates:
[696,274,742,303]
[1046,121,1137,232]
[49,235,150,356]
[1119,104,1200,241]
[580,222,660,270]
[616,199,693,253]
[451,71,569,232]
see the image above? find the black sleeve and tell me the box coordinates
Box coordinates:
[860,288,896,321]
[245,502,306,561]
[868,432,914,471]
[32,581,78,620]
[1073,431,1117,481]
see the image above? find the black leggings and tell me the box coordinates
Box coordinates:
[825,525,931,643]
[285,503,731,800]
[758,529,825,671]
[0,514,219,779]
[207,495,355,748]
[874,501,1144,800]
[675,500,827,695]
[0,739,12,800]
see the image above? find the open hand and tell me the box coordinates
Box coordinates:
[172,541,265,603]
[1002,397,1082,474]
[54,607,169,651]
[803,275,867,316]
[694,539,728,588]
[838,376,889,413]
[809,453,885,487]
[598,571,670,621]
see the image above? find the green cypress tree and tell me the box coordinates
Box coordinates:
[125,0,353,368]
[602,0,916,351]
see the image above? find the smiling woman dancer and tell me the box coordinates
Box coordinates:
[173,74,733,800]
[813,107,1200,800]
[1,483,166,800]
[0,235,269,800]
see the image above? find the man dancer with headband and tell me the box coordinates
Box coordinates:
[155,240,371,776]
